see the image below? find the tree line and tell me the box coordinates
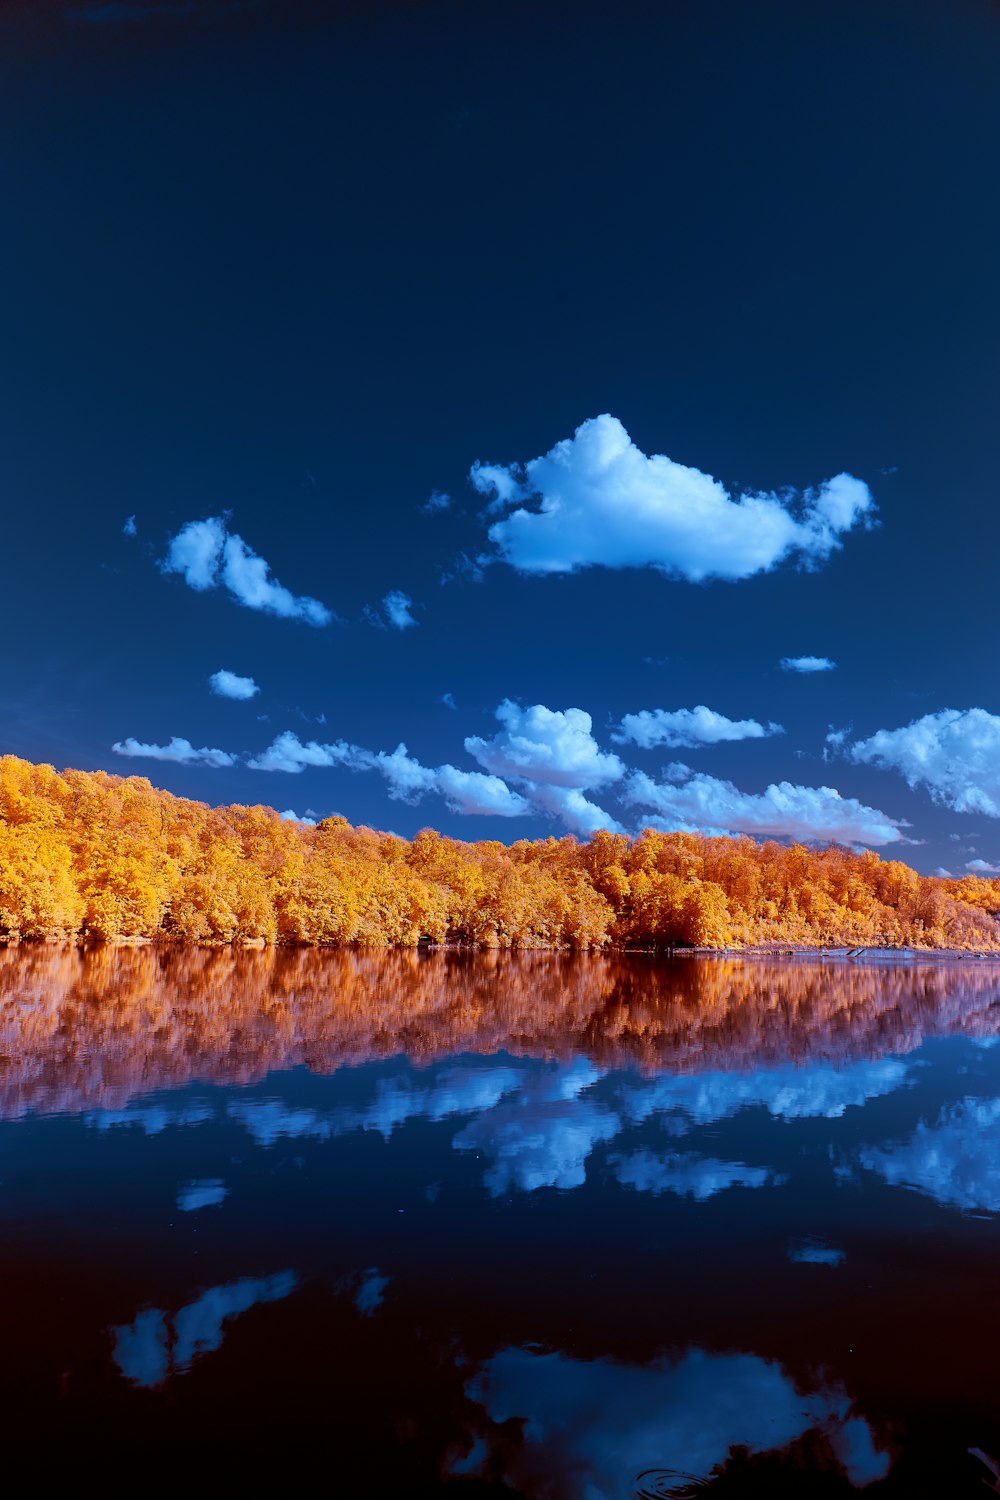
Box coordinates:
[1,753,998,949]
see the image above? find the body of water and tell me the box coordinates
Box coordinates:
[2,946,999,1495]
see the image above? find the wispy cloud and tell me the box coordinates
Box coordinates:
[161,516,331,625]
[383,591,417,629]
[209,669,259,701]
[421,490,451,514]
[781,655,836,673]
[614,705,783,749]
[122,514,137,537]
[112,736,236,768]
[626,768,904,846]
[472,414,875,582]
[967,858,1000,875]
[846,708,1000,816]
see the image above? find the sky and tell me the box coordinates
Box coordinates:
[2,0,999,874]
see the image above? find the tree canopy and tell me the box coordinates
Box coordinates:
[0,754,997,950]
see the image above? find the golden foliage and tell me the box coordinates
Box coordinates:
[0,754,998,950]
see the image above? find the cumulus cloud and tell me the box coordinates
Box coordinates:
[248,732,357,774]
[279,809,317,825]
[122,514,137,537]
[781,655,837,673]
[626,768,904,847]
[523,784,625,837]
[209,668,259,701]
[473,414,875,582]
[846,709,1000,816]
[456,1346,889,1493]
[614,706,783,750]
[860,1096,1000,1212]
[610,1149,778,1200]
[462,701,625,833]
[967,859,1000,875]
[466,701,624,789]
[249,730,530,817]
[162,516,331,624]
[112,736,236,769]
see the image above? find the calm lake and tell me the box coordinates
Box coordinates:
[3,946,1000,1496]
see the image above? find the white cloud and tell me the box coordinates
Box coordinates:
[860,1096,1000,1212]
[520,783,624,836]
[370,590,418,630]
[122,514,137,537]
[162,516,331,624]
[967,859,1000,875]
[249,730,531,817]
[162,515,226,590]
[781,655,836,673]
[615,705,783,749]
[112,736,236,769]
[384,591,416,629]
[456,1346,889,1494]
[847,709,1000,816]
[626,768,904,846]
[209,668,260,700]
[279,809,317,825]
[422,490,452,514]
[177,1179,228,1212]
[431,762,532,817]
[610,1149,778,1200]
[466,701,624,789]
[474,414,874,582]
[248,731,357,773]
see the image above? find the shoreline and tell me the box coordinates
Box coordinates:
[1,935,998,961]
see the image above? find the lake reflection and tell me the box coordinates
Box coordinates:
[2,946,1000,1495]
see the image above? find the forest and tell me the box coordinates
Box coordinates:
[0,753,998,950]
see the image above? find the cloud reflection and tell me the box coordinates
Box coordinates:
[454,1345,889,1495]
[610,1149,780,1200]
[622,1059,909,1127]
[111,1271,297,1387]
[860,1096,1000,1212]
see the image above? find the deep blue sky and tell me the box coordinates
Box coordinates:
[2,0,999,873]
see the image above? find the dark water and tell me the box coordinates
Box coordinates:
[3,946,1000,1496]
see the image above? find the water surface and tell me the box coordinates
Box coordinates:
[3,946,1000,1496]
